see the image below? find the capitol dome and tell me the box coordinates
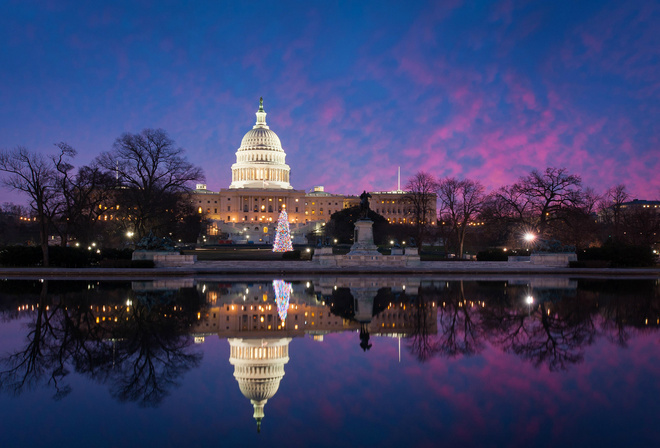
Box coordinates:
[228,337,291,432]
[229,98,292,190]
[239,126,283,152]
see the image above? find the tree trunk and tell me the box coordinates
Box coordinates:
[458,226,465,258]
[37,199,49,267]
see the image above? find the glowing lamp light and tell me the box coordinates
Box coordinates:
[525,295,534,305]
[524,233,536,242]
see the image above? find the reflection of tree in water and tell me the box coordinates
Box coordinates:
[436,281,484,358]
[407,281,487,362]
[326,287,355,321]
[481,284,596,371]
[0,281,60,396]
[103,289,203,406]
[0,281,204,406]
[407,290,438,362]
[579,279,660,348]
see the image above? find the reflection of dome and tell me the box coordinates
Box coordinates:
[228,337,291,432]
[229,98,292,190]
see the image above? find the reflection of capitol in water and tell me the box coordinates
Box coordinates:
[228,337,291,432]
[192,278,436,430]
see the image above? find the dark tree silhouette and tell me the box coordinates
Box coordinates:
[0,283,204,406]
[437,178,486,257]
[403,171,438,247]
[97,129,204,239]
[0,146,70,266]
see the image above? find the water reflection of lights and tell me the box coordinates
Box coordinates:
[273,280,293,322]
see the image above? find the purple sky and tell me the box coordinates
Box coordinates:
[1,0,659,204]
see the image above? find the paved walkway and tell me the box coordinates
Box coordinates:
[1,260,659,279]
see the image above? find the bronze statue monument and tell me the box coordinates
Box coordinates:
[359,190,371,219]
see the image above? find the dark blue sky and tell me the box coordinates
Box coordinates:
[1,0,658,201]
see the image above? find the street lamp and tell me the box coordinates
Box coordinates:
[523,233,536,243]
[525,295,534,316]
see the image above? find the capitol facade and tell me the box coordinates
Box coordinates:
[191,99,435,244]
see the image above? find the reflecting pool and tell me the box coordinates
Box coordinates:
[1,277,659,447]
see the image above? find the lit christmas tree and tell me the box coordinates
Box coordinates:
[273,279,293,322]
[272,210,293,252]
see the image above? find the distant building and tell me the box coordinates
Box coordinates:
[619,199,660,211]
[191,99,436,243]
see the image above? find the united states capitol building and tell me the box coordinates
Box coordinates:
[191,99,436,244]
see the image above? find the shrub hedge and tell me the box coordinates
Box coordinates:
[476,249,508,261]
[130,260,155,268]
[282,250,301,260]
[0,246,96,267]
[578,242,655,267]
[0,246,136,268]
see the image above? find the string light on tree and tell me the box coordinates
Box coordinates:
[272,209,293,252]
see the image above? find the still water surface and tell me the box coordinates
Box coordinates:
[0,277,659,447]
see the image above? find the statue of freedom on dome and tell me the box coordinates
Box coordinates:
[359,190,371,219]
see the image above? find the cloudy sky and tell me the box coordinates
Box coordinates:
[1,0,658,202]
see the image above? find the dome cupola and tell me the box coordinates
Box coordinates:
[229,98,292,189]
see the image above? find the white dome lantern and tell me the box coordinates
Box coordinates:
[229,98,292,190]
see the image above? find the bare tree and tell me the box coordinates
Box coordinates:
[490,167,583,245]
[0,146,68,266]
[96,129,204,239]
[518,167,583,235]
[437,177,486,257]
[403,172,438,247]
[53,144,116,246]
[599,184,630,242]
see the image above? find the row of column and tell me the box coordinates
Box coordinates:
[233,167,289,183]
[238,194,291,213]
[231,344,288,360]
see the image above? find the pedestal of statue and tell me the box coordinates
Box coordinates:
[347,219,381,256]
